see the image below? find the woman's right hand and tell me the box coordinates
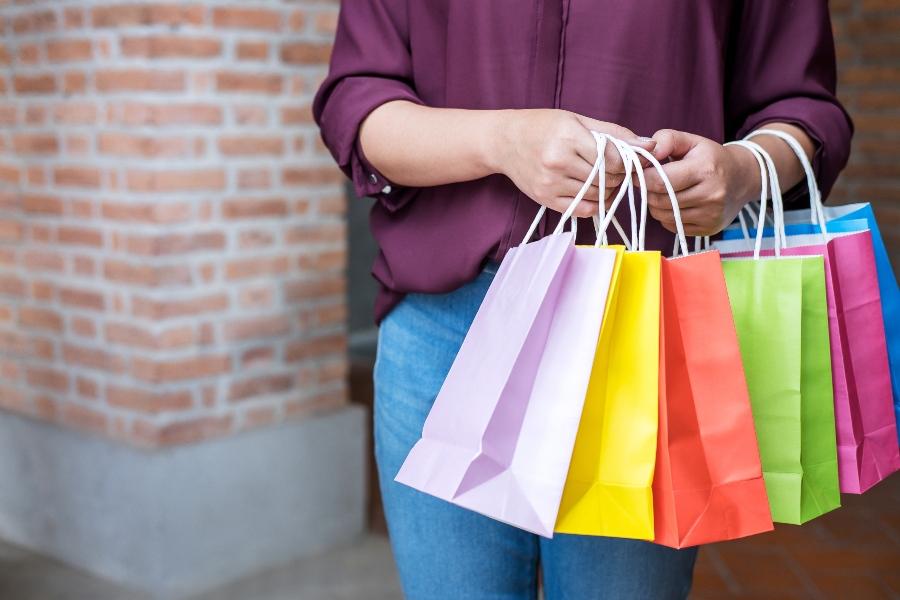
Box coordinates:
[488,109,654,218]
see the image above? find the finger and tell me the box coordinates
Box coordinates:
[651,129,704,161]
[552,197,600,218]
[646,186,713,211]
[641,158,704,194]
[560,178,601,203]
[648,205,717,235]
[563,152,601,183]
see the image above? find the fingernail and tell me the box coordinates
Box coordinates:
[638,136,653,141]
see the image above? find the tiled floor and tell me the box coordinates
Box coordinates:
[691,473,900,599]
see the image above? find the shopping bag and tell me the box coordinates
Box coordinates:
[555,141,663,540]
[396,140,617,537]
[717,231,899,495]
[733,129,900,446]
[653,248,773,547]
[714,140,840,524]
[719,129,900,492]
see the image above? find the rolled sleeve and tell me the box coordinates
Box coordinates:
[313,0,423,211]
[726,0,853,201]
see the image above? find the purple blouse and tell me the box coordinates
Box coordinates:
[313,0,853,324]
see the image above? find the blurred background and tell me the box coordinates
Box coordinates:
[0,1,897,599]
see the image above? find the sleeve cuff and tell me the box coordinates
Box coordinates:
[318,76,424,211]
[736,96,853,201]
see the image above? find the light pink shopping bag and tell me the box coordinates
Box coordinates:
[396,136,621,536]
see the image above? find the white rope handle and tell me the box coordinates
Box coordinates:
[630,146,689,256]
[745,128,826,238]
[725,141,769,256]
[591,134,635,250]
[726,140,785,258]
[594,134,639,249]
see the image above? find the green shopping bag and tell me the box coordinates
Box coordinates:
[718,140,840,525]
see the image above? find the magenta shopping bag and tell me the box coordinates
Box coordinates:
[396,143,618,536]
[716,132,900,493]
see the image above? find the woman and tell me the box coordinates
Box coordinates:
[313,2,852,598]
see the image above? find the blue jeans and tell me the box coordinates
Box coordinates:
[374,264,698,599]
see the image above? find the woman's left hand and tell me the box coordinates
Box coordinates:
[640,129,761,237]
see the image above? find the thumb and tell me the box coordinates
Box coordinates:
[652,129,704,161]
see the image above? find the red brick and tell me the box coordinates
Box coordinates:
[126,169,225,192]
[222,197,287,219]
[0,276,26,298]
[285,333,346,362]
[96,69,185,92]
[12,10,57,34]
[285,222,345,245]
[131,293,229,319]
[225,255,290,280]
[13,133,58,155]
[57,226,103,247]
[14,74,56,95]
[236,41,269,61]
[0,220,23,243]
[46,39,93,62]
[22,194,63,215]
[101,201,193,224]
[212,7,282,31]
[70,316,97,338]
[216,71,283,94]
[218,135,284,156]
[237,168,272,190]
[63,343,127,373]
[131,354,231,383]
[23,251,64,273]
[284,277,345,303]
[120,35,221,59]
[64,7,85,29]
[18,306,63,332]
[114,101,223,126]
[282,165,344,186]
[104,260,192,287]
[53,166,101,189]
[281,105,314,125]
[59,287,105,311]
[225,315,291,342]
[26,367,68,392]
[53,102,98,124]
[76,377,99,400]
[117,231,225,256]
[229,373,294,402]
[91,4,205,28]
[98,132,198,158]
[107,385,193,414]
[281,42,332,65]
[63,71,87,94]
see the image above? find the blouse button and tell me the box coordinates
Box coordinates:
[368,173,378,184]
[381,185,392,194]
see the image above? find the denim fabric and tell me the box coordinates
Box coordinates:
[374,264,698,600]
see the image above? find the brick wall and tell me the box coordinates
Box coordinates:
[0,1,346,447]
[830,0,900,270]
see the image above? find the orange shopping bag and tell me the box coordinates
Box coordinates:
[652,153,774,548]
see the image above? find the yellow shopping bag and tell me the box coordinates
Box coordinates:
[554,136,677,540]
[554,248,661,539]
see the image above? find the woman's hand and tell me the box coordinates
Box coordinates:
[641,129,761,236]
[488,110,654,218]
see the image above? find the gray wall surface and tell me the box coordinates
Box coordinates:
[0,407,367,599]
